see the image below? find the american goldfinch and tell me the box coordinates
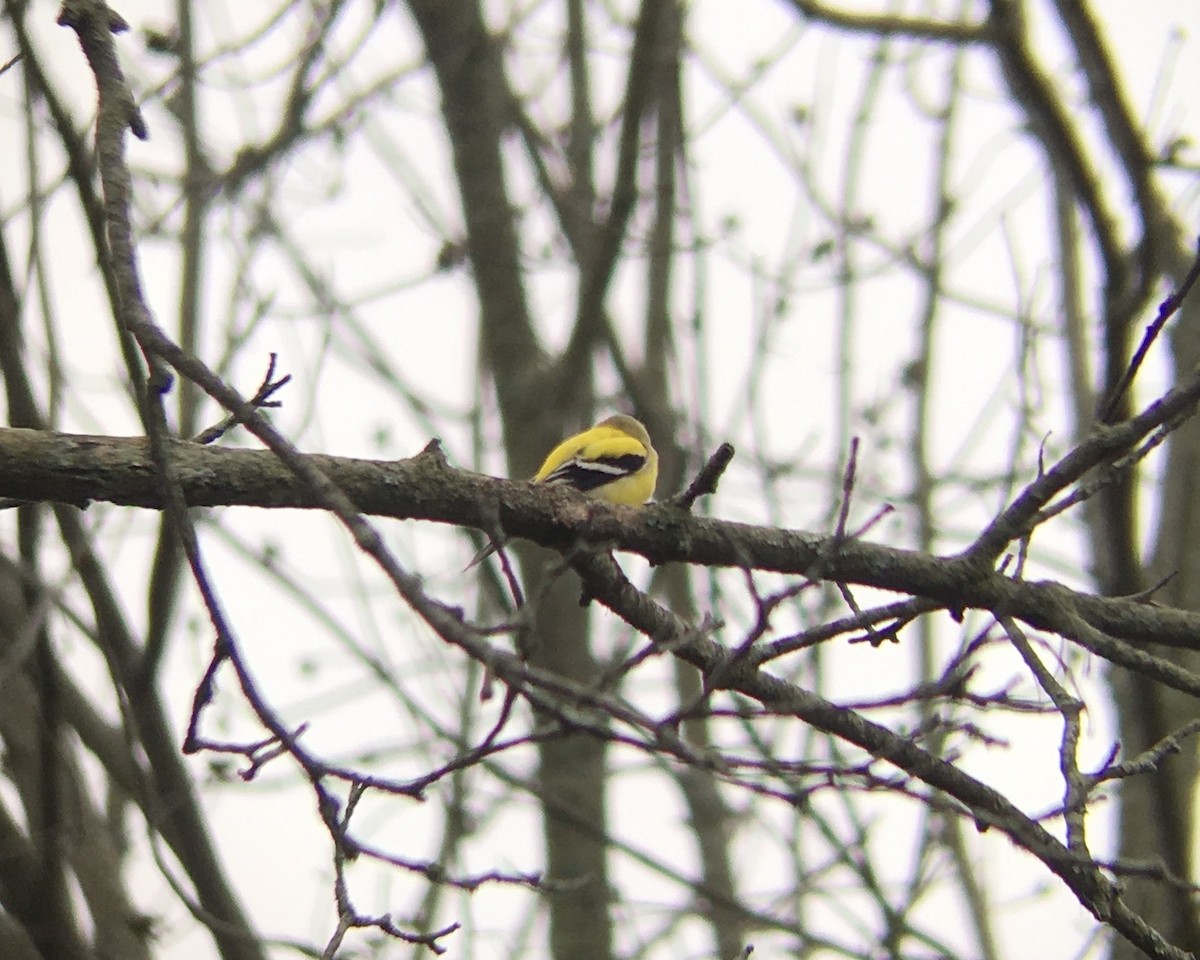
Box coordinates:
[470,414,658,566]
[532,414,658,504]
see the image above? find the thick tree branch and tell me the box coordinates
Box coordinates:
[784,0,991,44]
[5,424,1200,670]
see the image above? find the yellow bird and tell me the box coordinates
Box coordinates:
[469,414,658,566]
[531,414,658,504]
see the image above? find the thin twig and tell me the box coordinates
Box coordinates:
[1102,235,1200,421]
[670,441,735,511]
